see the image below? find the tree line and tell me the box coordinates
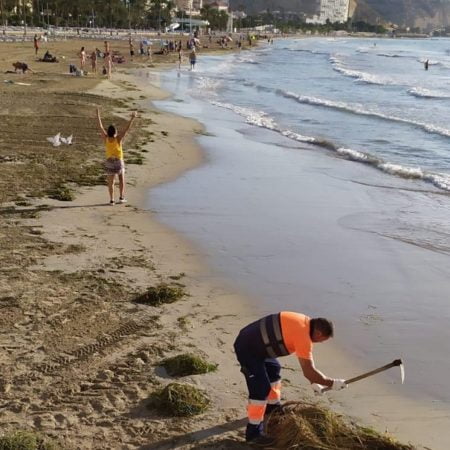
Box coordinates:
[0,1,385,34]
[1,0,176,30]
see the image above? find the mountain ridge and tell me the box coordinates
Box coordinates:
[229,0,450,28]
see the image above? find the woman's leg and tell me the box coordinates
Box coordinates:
[118,172,125,200]
[107,174,115,202]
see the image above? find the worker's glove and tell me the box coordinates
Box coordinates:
[332,379,348,391]
[311,383,326,395]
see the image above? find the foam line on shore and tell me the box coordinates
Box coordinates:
[210,100,450,192]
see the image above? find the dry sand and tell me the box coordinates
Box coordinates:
[0,36,434,449]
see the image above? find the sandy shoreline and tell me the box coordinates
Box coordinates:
[0,36,446,449]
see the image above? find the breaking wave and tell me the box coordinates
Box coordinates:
[330,56,393,85]
[210,100,450,192]
[275,88,450,138]
[407,87,450,99]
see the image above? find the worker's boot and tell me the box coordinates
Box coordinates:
[245,423,264,442]
[245,423,274,447]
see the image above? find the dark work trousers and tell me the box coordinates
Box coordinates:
[234,322,282,401]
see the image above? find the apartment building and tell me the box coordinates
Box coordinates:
[174,0,204,12]
[306,0,350,24]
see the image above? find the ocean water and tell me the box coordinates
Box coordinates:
[165,37,450,191]
[148,37,450,439]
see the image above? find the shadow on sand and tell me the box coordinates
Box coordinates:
[138,418,249,449]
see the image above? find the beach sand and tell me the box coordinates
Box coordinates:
[0,36,444,449]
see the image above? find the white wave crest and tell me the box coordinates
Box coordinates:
[379,163,423,178]
[407,87,450,99]
[337,147,371,162]
[210,101,315,142]
[276,89,450,138]
[281,129,316,143]
[329,55,393,85]
[424,172,450,190]
[418,58,439,65]
[210,101,277,130]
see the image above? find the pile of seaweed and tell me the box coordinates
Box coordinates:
[265,402,415,450]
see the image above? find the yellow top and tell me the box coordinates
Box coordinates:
[105,137,123,160]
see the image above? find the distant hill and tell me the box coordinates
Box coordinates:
[230,0,450,29]
[354,0,450,29]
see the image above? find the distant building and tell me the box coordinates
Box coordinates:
[203,0,229,12]
[306,0,350,24]
[174,0,202,16]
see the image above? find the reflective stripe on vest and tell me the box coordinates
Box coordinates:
[259,313,290,358]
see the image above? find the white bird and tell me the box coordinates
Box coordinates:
[47,132,61,147]
[61,134,73,145]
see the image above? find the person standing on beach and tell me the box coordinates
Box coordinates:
[178,47,183,70]
[234,312,347,444]
[96,108,137,205]
[79,46,86,71]
[33,34,40,55]
[424,59,429,70]
[104,52,113,79]
[189,48,196,71]
[129,37,135,61]
[91,50,98,74]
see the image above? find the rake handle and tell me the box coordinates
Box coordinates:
[321,359,403,393]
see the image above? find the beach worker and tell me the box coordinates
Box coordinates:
[33,34,40,55]
[424,59,429,70]
[234,312,347,444]
[96,108,137,205]
[189,48,196,71]
[79,46,86,71]
[91,50,98,74]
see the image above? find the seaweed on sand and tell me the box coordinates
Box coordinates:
[149,383,209,417]
[133,282,186,306]
[0,430,57,450]
[265,402,415,450]
[160,354,217,377]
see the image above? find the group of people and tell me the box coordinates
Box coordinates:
[78,41,113,78]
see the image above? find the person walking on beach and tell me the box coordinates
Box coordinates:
[96,108,137,205]
[234,311,347,444]
[33,34,40,55]
[189,48,196,71]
